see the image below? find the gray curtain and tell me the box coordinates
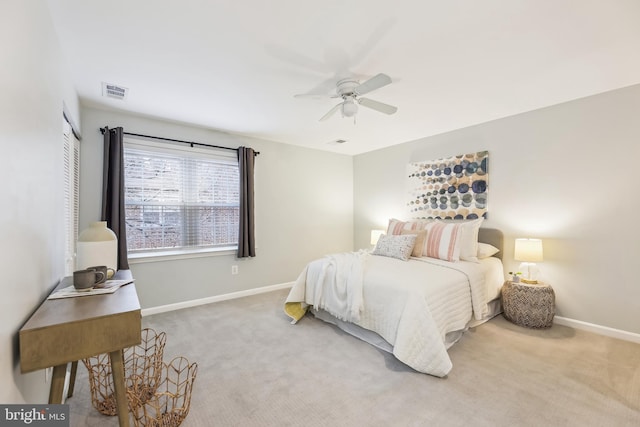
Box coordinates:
[101,127,130,270]
[237,146,256,258]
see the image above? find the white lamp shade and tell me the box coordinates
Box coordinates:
[76,221,118,271]
[342,99,358,117]
[514,238,543,262]
[370,229,385,246]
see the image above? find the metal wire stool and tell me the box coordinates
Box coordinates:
[82,328,167,416]
[127,356,198,427]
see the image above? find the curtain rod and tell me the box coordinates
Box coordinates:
[99,128,260,155]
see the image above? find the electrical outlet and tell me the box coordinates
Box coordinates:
[231,265,238,275]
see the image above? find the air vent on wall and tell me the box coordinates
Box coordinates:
[102,82,128,100]
[327,139,348,145]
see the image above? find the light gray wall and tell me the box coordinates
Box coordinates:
[4,3,636,408]
[0,1,80,403]
[354,84,640,334]
[80,107,354,309]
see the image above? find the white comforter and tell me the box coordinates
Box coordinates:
[285,252,496,377]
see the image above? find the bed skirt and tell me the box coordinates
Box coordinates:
[310,296,503,361]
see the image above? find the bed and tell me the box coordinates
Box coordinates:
[284,221,504,377]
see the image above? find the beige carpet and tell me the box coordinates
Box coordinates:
[67,288,640,426]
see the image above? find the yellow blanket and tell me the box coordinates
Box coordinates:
[283,266,310,323]
[284,301,308,323]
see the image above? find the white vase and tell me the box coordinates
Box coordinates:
[76,221,118,273]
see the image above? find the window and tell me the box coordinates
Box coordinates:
[63,119,80,275]
[123,139,239,255]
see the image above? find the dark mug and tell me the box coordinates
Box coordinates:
[73,269,104,291]
[87,265,116,284]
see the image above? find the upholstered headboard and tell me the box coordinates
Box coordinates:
[478,228,504,260]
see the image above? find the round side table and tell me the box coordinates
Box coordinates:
[501,281,555,329]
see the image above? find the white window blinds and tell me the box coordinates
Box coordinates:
[123,141,239,254]
[63,119,80,275]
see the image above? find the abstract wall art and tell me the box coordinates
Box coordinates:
[407,151,488,220]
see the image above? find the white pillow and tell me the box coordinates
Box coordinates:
[458,218,484,262]
[477,242,500,259]
[372,234,417,261]
[422,221,463,262]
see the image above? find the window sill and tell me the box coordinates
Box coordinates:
[128,246,237,264]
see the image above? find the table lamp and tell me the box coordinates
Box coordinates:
[514,238,543,284]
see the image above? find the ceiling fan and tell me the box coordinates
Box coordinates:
[296,73,398,122]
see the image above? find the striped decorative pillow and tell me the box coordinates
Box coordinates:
[423,221,463,262]
[386,218,406,235]
[387,218,432,235]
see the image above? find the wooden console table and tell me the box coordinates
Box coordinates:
[19,271,141,427]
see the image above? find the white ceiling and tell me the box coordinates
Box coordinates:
[47,0,640,155]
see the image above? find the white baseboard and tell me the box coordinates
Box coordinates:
[142,286,640,345]
[554,316,640,344]
[141,282,295,317]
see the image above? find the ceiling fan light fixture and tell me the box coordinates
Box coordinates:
[310,73,396,122]
[341,98,358,117]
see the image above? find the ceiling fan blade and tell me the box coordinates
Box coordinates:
[294,93,326,100]
[358,97,398,115]
[264,44,330,75]
[294,92,341,100]
[319,103,342,121]
[293,77,340,99]
[354,73,392,96]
